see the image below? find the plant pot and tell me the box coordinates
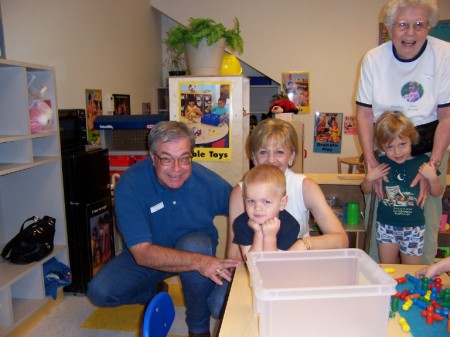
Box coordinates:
[185,38,226,76]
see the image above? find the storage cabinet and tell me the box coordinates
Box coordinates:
[0,59,68,336]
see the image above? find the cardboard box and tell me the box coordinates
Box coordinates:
[247,249,396,337]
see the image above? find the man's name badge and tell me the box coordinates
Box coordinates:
[150,202,164,213]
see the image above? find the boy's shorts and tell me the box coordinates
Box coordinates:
[376,222,425,256]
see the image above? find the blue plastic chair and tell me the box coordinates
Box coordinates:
[142,292,175,337]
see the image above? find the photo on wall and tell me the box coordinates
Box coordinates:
[175,81,232,162]
[313,112,343,154]
[344,116,358,135]
[85,89,102,145]
[281,71,310,114]
[113,94,131,115]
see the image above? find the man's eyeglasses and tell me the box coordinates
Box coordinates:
[394,21,429,32]
[154,153,192,166]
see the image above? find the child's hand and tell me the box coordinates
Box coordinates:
[261,217,281,237]
[415,263,442,279]
[419,162,437,180]
[247,219,263,233]
[366,162,390,183]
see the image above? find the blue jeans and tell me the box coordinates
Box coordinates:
[87,231,217,334]
[208,279,231,319]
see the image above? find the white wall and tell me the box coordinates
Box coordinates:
[152,0,450,173]
[0,0,161,114]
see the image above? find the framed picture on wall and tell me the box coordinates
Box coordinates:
[175,80,232,162]
[313,112,343,154]
[281,71,310,114]
[113,94,131,115]
[85,89,102,145]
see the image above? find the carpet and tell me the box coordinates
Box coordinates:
[81,277,187,337]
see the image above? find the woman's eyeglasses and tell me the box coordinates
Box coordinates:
[394,21,429,32]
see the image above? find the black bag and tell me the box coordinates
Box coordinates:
[1,216,56,264]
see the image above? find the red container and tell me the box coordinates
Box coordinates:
[109,155,135,167]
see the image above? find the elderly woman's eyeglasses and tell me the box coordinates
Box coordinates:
[394,21,429,32]
[154,154,192,166]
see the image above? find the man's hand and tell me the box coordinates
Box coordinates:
[199,256,241,285]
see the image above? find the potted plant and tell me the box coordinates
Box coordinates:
[164,48,187,76]
[164,17,244,76]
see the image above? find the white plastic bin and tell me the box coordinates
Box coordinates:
[246,249,396,337]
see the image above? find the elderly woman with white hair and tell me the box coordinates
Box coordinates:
[356,0,450,264]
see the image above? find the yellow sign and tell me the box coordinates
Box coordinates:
[177,81,232,162]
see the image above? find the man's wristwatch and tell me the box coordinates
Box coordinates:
[430,160,441,168]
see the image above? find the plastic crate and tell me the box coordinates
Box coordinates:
[247,249,396,337]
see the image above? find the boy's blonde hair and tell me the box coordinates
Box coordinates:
[374,111,419,150]
[242,164,286,197]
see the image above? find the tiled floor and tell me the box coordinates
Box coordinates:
[24,295,135,337]
[24,293,219,337]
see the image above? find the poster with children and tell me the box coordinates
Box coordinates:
[85,89,102,145]
[344,116,358,135]
[313,112,343,153]
[281,71,310,114]
[176,81,232,162]
[88,199,114,278]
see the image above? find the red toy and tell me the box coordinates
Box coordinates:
[269,98,299,115]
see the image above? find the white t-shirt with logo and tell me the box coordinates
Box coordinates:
[356,36,450,126]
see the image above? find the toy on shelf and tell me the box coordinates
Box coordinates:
[27,74,53,133]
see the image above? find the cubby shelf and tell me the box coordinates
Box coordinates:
[0,59,69,336]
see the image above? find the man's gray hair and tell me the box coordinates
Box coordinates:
[148,121,195,154]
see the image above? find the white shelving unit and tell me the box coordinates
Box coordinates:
[0,59,68,336]
[249,84,279,118]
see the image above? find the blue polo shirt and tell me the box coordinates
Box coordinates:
[114,158,232,249]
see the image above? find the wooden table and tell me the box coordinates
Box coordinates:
[181,116,229,146]
[218,263,450,337]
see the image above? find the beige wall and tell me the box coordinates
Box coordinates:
[0,0,161,114]
[1,0,448,173]
[153,0,450,173]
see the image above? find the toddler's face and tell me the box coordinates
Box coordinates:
[244,182,286,225]
[382,135,412,164]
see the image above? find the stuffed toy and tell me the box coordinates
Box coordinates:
[29,99,53,133]
[264,98,299,119]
